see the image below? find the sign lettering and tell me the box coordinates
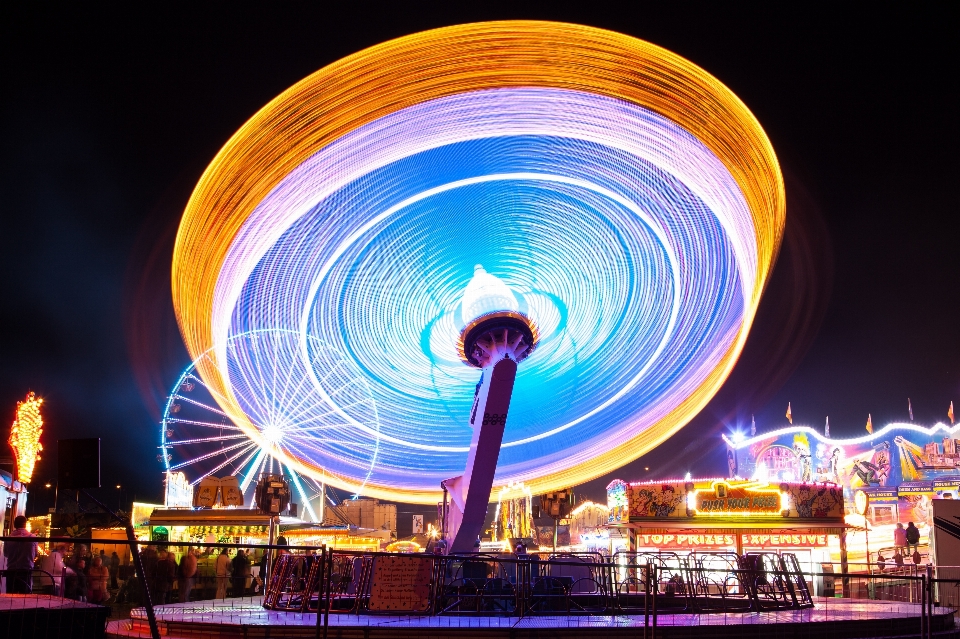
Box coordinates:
[635,532,829,548]
[694,484,781,515]
[638,533,735,547]
[741,533,828,547]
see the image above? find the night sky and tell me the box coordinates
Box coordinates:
[2,4,956,514]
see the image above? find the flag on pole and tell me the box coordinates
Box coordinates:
[786,402,793,424]
[950,402,955,425]
[866,413,873,434]
[751,415,756,437]
[825,416,830,438]
[908,398,914,421]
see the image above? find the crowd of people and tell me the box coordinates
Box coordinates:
[127,544,270,603]
[4,519,289,605]
[2,515,121,601]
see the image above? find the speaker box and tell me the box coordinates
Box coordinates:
[58,439,101,489]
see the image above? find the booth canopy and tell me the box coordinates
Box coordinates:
[147,508,304,527]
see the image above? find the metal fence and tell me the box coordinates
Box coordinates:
[1,536,956,639]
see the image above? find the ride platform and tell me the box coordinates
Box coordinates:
[104,596,958,639]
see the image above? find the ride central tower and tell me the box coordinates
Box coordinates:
[444,265,538,553]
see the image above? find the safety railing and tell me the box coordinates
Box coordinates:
[1,536,955,639]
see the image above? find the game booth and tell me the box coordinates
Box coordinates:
[607,477,847,595]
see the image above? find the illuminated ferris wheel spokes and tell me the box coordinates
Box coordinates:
[159,329,382,522]
[226,329,382,491]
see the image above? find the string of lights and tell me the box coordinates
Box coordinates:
[172,21,784,503]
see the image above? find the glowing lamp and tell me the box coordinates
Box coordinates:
[854,489,868,516]
[457,265,538,368]
[460,265,520,324]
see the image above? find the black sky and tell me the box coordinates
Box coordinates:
[1,4,957,511]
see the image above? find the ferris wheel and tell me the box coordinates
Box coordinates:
[158,329,381,522]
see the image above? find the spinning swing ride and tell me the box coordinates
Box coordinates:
[161,21,784,511]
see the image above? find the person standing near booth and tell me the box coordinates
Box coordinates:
[231,549,250,597]
[88,556,111,604]
[156,551,176,604]
[179,547,198,603]
[109,551,120,589]
[3,516,38,593]
[215,549,231,599]
[50,543,74,596]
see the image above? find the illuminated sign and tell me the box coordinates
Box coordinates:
[741,533,828,547]
[194,476,245,508]
[934,480,960,490]
[9,392,43,484]
[634,532,830,548]
[862,489,898,501]
[637,533,735,548]
[610,479,844,522]
[164,471,193,508]
[692,481,783,516]
[899,484,935,494]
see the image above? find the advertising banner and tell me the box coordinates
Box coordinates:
[726,422,960,526]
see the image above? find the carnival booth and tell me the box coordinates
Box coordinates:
[606,477,847,591]
[145,508,288,546]
[145,509,386,551]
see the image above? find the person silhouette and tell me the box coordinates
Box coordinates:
[905,522,921,554]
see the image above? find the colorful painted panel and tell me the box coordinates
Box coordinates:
[607,479,843,522]
[726,422,960,527]
[606,479,629,523]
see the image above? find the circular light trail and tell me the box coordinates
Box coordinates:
[173,21,785,503]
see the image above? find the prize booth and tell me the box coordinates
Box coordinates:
[607,478,847,594]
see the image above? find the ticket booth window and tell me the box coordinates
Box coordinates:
[871,506,895,526]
